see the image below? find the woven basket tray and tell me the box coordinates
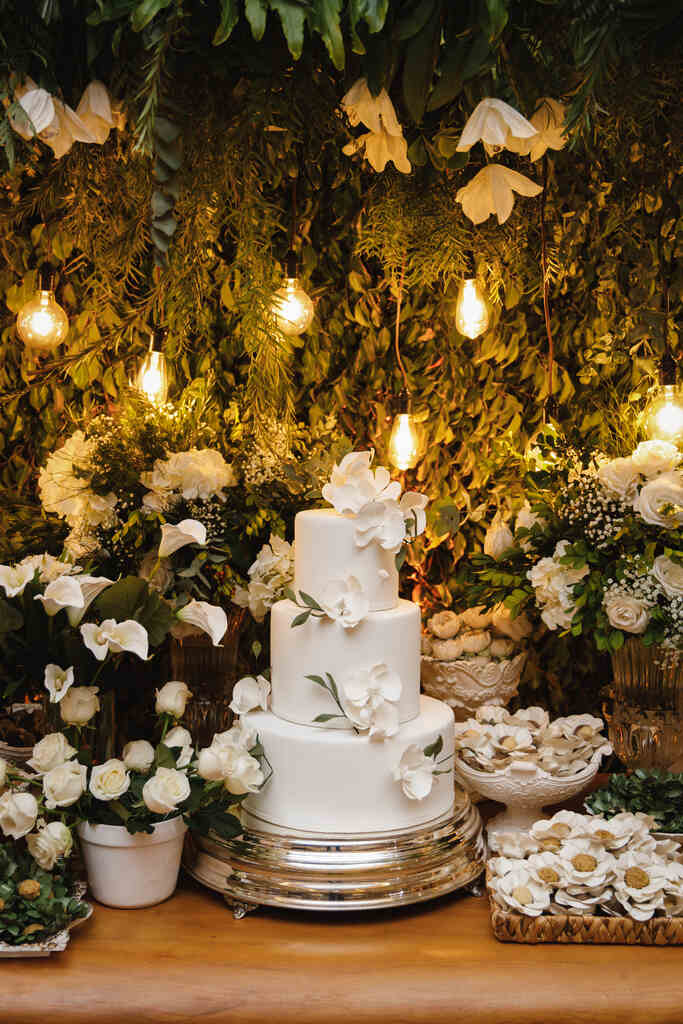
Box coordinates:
[486,870,683,945]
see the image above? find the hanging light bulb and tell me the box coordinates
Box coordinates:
[135,328,169,406]
[455,276,490,340]
[388,392,423,471]
[643,352,683,443]
[16,264,69,351]
[270,250,314,336]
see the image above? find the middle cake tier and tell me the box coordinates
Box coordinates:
[271,597,421,727]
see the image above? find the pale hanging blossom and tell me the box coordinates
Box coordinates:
[507,98,567,162]
[341,78,411,175]
[343,130,411,174]
[75,81,121,145]
[11,78,95,159]
[456,98,537,156]
[456,164,543,225]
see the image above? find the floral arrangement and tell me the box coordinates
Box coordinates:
[586,770,683,835]
[422,605,532,661]
[454,705,611,777]
[233,534,295,622]
[464,440,683,654]
[488,810,683,920]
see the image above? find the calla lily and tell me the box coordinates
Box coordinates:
[80,619,149,661]
[66,575,114,626]
[456,98,537,156]
[0,563,35,598]
[158,519,207,558]
[456,164,543,225]
[43,664,75,704]
[507,98,567,161]
[35,576,84,617]
[177,600,228,646]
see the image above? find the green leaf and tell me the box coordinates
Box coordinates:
[313,713,344,722]
[393,0,434,41]
[308,0,345,70]
[245,0,268,39]
[305,674,327,687]
[423,734,443,759]
[270,0,306,59]
[130,0,173,32]
[395,548,407,571]
[401,4,440,122]
[213,0,240,45]
[290,611,311,627]
[349,0,388,34]
[155,742,176,769]
[299,591,323,610]
[94,576,148,621]
[483,0,509,40]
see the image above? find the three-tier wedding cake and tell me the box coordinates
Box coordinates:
[242,452,456,835]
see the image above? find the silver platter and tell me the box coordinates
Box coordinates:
[183,789,486,915]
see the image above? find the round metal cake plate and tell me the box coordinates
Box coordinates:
[183,789,486,914]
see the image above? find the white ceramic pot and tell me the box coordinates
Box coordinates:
[77,817,188,908]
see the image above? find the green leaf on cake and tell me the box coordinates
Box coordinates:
[423,735,443,759]
[291,611,311,627]
[313,713,345,723]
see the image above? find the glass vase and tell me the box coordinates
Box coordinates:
[609,638,683,771]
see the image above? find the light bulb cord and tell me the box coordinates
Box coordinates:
[541,154,555,418]
[394,257,409,394]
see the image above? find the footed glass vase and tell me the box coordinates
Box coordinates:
[609,639,683,771]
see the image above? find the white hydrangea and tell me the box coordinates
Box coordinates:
[38,431,117,551]
[141,448,236,511]
[233,534,294,622]
[527,540,588,631]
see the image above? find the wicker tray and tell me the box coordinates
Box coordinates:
[486,869,683,945]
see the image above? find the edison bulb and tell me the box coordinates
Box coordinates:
[455,278,489,339]
[135,346,169,406]
[16,290,69,351]
[270,277,314,336]
[644,385,683,443]
[388,412,422,471]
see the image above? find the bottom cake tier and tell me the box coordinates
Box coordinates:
[242,695,455,834]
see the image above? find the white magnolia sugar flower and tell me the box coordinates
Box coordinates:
[631,439,681,479]
[507,98,567,162]
[155,681,192,718]
[652,555,683,599]
[456,164,543,225]
[341,79,411,174]
[603,589,650,634]
[400,491,429,538]
[456,98,537,156]
[428,610,462,639]
[229,675,271,715]
[142,767,191,814]
[0,791,39,840]
[81,618,149,661]
[142,448,236,510]
[176,600,228,646]
[509,707,550,733]
[158,519,207,558]
[59,686,100,726]
[393,744,437,800]
[484,517,514,560]
[164,726,194,769]
[122,739,156,773]
[26,821,73,870]
[89,759,131,801]
[43,664,75,704]
[322,451,401,514]
[43,760,87,809]
[490,866,552,917]
[633,471,683,527]
[0,563,36,598]
[339,663,402,739]
[489,723,535,757]
[28,732,77,775]
[354,500,406,553]
[320,575,370,628]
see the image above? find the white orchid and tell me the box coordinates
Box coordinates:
[319,575,369,628]
[456,164,543,225]
[322,451,401,514]
[400,491,429,539]
[354,500,406,553]
[0,563,35,598]
[507,98,567,161]
[80,618,149,661]
[339,663,402,739]
[176,600,227,646]
[456,98,537,156]
[43,664,75,704]
[158,518,207,558]
[393,744,436,800]
[229,675,271,714]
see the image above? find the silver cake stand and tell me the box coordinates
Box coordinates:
[183,788,486,917]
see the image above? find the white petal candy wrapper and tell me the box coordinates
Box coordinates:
[158,518,208,558]
[456,98,537,154]
[456,164,543,225]
[177,600,228,646]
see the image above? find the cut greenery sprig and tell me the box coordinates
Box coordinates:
[306,672,360,733]
[285,588,326,628]
[423,734,453,775]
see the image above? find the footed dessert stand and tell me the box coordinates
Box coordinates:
[184,788,485,916]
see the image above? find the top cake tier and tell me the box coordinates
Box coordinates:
[294,509,399,611]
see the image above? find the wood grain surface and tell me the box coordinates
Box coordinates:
[4,875,683,1024]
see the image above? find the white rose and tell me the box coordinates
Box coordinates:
[142,767,190,814]
[89,759,131,801]
[427,610,461,639]
[223,751,265,796]
[491,603,533,641]
[431,636,465,660]
[631,440,681,479]
[122,739,156,773]
[598,457,639,501]
[197,745,227,781]
[0,791,38,839]
[155,681,192,718]
[26,821,73,870]
[484,519,514,560]
[460,629,491,654]
[28,732,77,775]
[43,760,87,809]
[0,757,6,791]
[652,555,683,598]
[490,637,516,658]
[59,685,100,726]
[633,472,683,528]
[461,605,493,629]
[319,575,370,628]
[164,726,194,769]
[603,592,650,634]
[229,676,271,715]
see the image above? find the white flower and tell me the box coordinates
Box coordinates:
[456,98,537,156]
[526,851,565,887]
[0,758,6,791]
[343,128,411,174]
[491,603,533,640]
[456,164,543,225]
[461,606,493,629]
[631,440,681,479]
[514,501,546,538]
[11,78,96,158]
[222,750,265,796]
[341,78,411,174]
[400,491,429,538]
[633,471,683,527]
[75,80,118,145]
[431,636,465,660]
[613,851,668,920]
[354,500,406,553]
[652,554,683,598]
[196,738,264,794]
[0,563,35,598]
[597,456,639,502]
[43,664,75,704]
[319,576,370,628]
[122,739,155,773]
[490,866,552,917]
[155,681,192,718]
[163,726,194,769]
[339,663,402,739]
[65,575,114,626]
[26,821,73,869]
[142,448,236,509]
[558,839,617,888]
[322,451,401,514]
[507,98,567,161]
[484,518,514,560]
[393,744,436,800]
[35,575,85,617]
[59,686,100,726]
[603,591,650,634]
[18,553,81,583]
[142,767,191,814]
[28,732,77,774]
[43,760,87,809]
[89,759,131,801]
[428,610,462,639]
[176,600,227,646]
[487,831,539,857]
[510,707,550,733]
[80,618,149,661]
[234,535,295,623]
[158,519,208,558]
[528,540,588,631]
[0,791,39,839]
[229,675,271,715]
[460,629,492,654]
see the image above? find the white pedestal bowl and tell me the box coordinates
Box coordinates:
[421,653,526,722]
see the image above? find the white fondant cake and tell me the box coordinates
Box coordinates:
[243,452,456,836]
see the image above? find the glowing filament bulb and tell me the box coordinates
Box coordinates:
[455,278,489,339]
[135,340,169,406]
[388,412,422,470]
[645,385,683,442]
[16,289,69,351]
[271,277,314,336]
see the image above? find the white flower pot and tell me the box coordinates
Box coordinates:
[77,817,188,908]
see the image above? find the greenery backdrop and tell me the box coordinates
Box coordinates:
[0,0,681,712]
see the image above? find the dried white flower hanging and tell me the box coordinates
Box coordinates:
[455,164,543,225]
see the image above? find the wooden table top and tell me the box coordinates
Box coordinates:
[5,875,683,1024]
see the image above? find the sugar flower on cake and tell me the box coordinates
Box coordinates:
[456,98,537,156]
[456,164,543,225]
[393,744,438,800]
[229,675,271,715]
[354,500,406,553]
[319,575,369,628]
[322,451,401,514]
[400,492,429,539]
[339,663,401,739]
[141,448,236,511]
[341,78,411,174]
